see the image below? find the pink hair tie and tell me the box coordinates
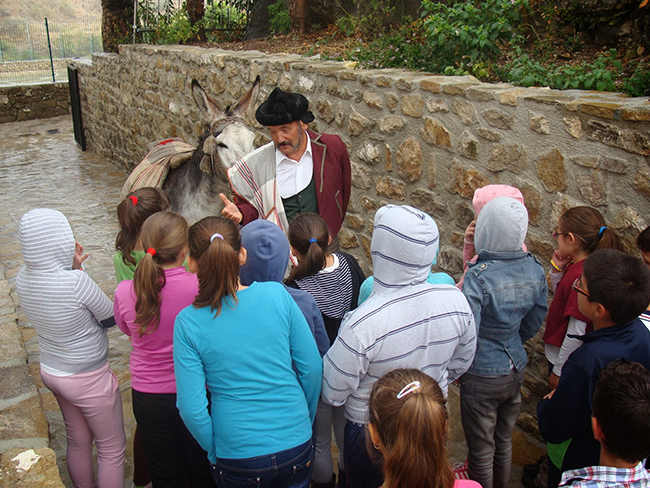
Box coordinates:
[128,196,138,206]
[146,248,156,256]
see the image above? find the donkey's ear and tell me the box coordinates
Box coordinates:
[192,79,225,121]
[231,75,260,119]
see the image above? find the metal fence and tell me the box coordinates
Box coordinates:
[0,18,102,87]
[134,0,252,43]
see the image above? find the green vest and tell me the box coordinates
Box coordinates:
[282,177,319,222]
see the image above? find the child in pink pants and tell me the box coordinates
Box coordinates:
[16,208,125,488]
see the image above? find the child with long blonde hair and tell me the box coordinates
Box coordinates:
[113,211,214,487]
[368,369,480,488]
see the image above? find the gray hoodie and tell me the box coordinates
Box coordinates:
[474,196,528,254]
[322,204,476,423]
[15,208,115,374]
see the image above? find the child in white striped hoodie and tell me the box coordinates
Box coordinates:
[322,204,476,488]
[16,208,125,488]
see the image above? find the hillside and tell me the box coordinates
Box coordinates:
[0,0,101,21]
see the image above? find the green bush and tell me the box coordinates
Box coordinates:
[501,49,621,91]
[623,62,650,97]
[335,0,395,38]
[350,0,529,74]
[420,0,529,72]
[268,0,290,35]
[350,20,434,71]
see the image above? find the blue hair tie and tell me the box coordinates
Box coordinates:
[308,238,317,244]
[598,226,607,237]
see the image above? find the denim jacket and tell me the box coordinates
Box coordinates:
[463,249,548,377]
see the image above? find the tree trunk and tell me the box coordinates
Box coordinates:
[290,0,307,34]
[186,0,206,42]
[101,0,132,53]
[245,0,276,39]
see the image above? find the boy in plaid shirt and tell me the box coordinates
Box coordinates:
[559,359,650,488]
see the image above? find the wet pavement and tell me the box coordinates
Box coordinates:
[0,115,545,487]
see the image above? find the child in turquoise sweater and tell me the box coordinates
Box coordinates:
[173,216,322,488]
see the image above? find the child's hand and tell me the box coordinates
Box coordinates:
[543,389,556,400]
[464,220,476,243]
[72,241,89,270]
[551,249,571,272]
[548,372,560,390]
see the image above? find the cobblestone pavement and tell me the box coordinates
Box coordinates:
[0,115,545,487]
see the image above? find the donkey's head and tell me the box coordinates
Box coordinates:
[191,76,260,175]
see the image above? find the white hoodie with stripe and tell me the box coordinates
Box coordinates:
[322,204,476,424]
[16,208,115,374]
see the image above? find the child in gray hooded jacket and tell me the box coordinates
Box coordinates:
[322,204,476,488]
[460,197,548,488]
[16,208,125,488]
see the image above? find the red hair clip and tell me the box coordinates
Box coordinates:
[128,196,138,206]
[146,248,156,256]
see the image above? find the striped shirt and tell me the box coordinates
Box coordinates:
[16,208,115,374]
[322,282,476,424]
[295,253,353,320]
[559,463,650,488]
[322,204,476,424]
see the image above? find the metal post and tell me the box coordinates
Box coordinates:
[87,17,93,53]
[59,19,65,58]
[133,0,138,43]
[45,17,56,82]
[25,19,34,60]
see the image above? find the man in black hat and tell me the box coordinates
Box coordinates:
[219,87,351,237]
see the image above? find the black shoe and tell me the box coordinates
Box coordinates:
[522,463,540,488]
[337,469,347,488]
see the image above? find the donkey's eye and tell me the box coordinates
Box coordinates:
[217,142,228,148]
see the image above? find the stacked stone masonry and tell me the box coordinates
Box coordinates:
[73,44,650,437]
[0,261,64,486]
[0,83,71,123]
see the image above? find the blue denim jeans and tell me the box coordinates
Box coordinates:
[211,439,313,488]
[343,421,383,488]
[460,369,526,488]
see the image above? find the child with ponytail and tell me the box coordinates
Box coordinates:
[114,187,170,488]
[286,212,365,488]
[114,187,170,283]
[173,217,322,488]
[113,211,214,487]
[368,369,481,488]
[545,206,623,391]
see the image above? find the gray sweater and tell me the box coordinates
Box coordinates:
[16,208,115,374]
[322,204,476,424]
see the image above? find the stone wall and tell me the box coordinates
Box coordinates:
[0,264,64,487]
[73,44,650,438]
[0,83,71,123]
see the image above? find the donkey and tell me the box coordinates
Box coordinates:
[161,76,260,223]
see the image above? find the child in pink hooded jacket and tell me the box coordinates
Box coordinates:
[457,185,527,290]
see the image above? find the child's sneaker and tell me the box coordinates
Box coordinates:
[453,460,469,480]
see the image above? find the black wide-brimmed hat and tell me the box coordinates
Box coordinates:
[255,87,315,126]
